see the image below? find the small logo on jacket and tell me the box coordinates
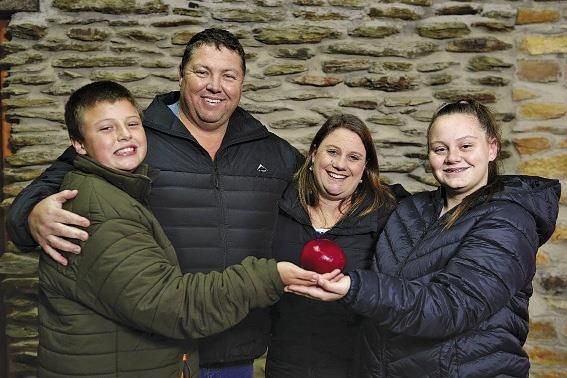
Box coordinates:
[257,164,268,173]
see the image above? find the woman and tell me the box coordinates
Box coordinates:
[287,100,561,377]
[266,114,408,377]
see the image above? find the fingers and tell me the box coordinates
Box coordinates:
[56,189,79,202]
[58,210,90,230]
[293,266,319,285]
[320,269,343,282]
[284,285,340,301]
[319,276,351,297]
[49,193,90,228]
[286,276,318,286]
[50,219,89,242]
[277,262,320,286]
[46,234,82,254]
[28,190,90,266]
[42,190,90,228]
[42,244,69,266]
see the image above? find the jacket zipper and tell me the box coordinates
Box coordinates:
[211,159,228,269]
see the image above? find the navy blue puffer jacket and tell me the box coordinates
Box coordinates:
[344,175,560,377]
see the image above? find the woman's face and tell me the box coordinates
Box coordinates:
[428,113,498,200]
[311,128,367,203]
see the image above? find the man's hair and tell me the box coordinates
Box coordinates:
[65,80,139,142]
[179,28,246,77]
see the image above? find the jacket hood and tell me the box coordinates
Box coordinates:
[143,91,270,146]
[492,175,560,246]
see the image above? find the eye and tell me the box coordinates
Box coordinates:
[348,154,362,162]
[461,143,473,150]
[99,125,113,132]
[194,70,208,77]
[128,121,141,128]
[432,146,446,154]
[327,149,338,156]
[224,73,238,80]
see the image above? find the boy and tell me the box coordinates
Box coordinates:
[38,81,317,377]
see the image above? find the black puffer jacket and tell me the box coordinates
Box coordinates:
[267,183,407,377]
[144,92,302,364]
[7,91,302,365]
[344,175,560,377]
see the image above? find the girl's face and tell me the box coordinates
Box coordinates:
[428,113,498,200]
[311,128,367,203]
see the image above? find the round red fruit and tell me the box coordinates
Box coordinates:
[300,239,346,274]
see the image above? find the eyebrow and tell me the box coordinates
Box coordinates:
[187,64,240,73]
[325,144,365,156]
[94,115,140,125]
[430,135,479,144]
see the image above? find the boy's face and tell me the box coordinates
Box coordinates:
[72,99,147,172]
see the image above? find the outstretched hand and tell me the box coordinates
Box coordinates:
[285,272,351,302]
[276,261,320,286]
[28,190,90,266]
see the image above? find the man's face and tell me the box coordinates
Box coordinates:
[179,44,244,132]
[72,100,147,172]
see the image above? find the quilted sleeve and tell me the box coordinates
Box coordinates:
[74,217,283,340]
[346,202,539,338]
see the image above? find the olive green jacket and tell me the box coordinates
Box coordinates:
[38,156,284,377]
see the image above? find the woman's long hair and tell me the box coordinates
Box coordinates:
[295,114,395,219]
[427,99,503,228]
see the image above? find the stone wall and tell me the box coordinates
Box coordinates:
[0,0,565,377]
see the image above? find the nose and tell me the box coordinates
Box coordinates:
[116,123,132,141]
[332,155,347,170]
[445,148,461,163]
[206,73,221,93]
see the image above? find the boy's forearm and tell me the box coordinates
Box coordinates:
[6,147,76,250]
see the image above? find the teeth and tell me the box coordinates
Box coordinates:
[115,147,134,155]
[205,98,221,104]
[328,172,346,179]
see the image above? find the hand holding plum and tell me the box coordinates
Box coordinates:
[276,261,319,286]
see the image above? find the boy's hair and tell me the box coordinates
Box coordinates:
[179,28,246,77]
[65,81,139,142]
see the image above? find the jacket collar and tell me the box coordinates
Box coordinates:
[278,183,382,236]
[73,155,159,206]
[143,91,270,148]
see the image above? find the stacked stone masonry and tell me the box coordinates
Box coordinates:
[0,0,565,377]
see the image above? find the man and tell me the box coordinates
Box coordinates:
[7,28,303,378]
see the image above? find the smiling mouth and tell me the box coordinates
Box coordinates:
[327,171,347,180]
[115,146,136,156]
[444,167,469,173]
[203,98,223,104]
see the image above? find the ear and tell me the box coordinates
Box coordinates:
[309,148,317,165]
[488,137,498,162]
[72,139,88,156]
